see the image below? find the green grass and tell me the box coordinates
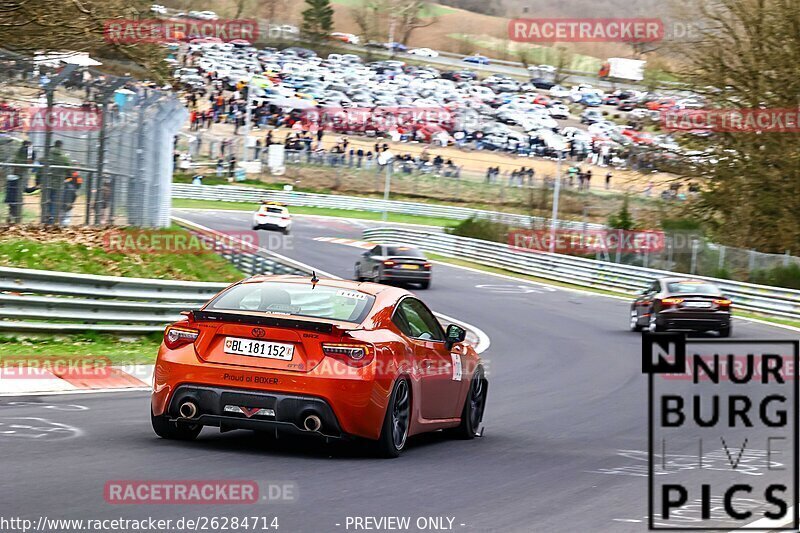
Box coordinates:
[0,227,244,282]
[0,333,161,365]
[172,198,459,227]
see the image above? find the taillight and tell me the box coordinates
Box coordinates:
[661,298,684,307]
[383,260,395,267]
[164,325,199,349]
[713,298,732,308]
[322,343,374,368]
[423,262,431,269]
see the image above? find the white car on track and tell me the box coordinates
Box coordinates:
[252,203,292,234]
[408,48,439,58]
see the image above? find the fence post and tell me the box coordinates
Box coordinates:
[718,245,726,271]
[690,239,699,274]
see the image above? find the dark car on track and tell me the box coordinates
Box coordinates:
[355,244,432,289]
[630,277,732,336]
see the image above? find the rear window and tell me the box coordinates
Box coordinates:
[259,206,284,214]
[385,246,425,258]
[206,283,374,323]
[666,281,721,295]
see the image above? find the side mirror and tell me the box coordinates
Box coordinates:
[445,324,466,349]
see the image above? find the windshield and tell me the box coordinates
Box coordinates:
[386,246,425,258]
[206,282,375,323]
[666,281,721,295]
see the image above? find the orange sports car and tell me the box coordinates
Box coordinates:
[151,275,487,457]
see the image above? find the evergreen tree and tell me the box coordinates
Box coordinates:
[302,0,334,40]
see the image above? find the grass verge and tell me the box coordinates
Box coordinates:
[0,333,161,365]
[172,198,459,227]
[0,225,244,282]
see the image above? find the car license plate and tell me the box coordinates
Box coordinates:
[399,264,419,270]
[224,337,294,360]
[684,301,712,308]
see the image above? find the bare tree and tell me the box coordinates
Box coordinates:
[0,0,167,79]
[553,46,573,85]
[352,0,387,44]
[258,0,289,24]
[393,0,438,45]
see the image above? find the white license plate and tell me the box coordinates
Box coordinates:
[223,337,294,360]
[684,301,712,308]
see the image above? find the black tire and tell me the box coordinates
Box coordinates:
[630,309,642,332]
[449,366,487,439]
[375,378,411,458]
[419,280,431,290]
[719,324,732,337]
[354,264,364,282]
[252,225,259,231]
[647,313,662,333]
[282,228,290,235]
[151,411,202,441]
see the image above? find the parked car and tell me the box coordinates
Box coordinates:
[580,109,604,124]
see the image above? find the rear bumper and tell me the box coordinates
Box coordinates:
[381,270,431,282]
[166,384,344,439]
[656,311,731,331]
[152,347,393,440]
[253,221,290,231]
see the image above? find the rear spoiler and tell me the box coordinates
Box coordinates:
[191,310,349,334]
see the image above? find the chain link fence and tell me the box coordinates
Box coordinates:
[0,50,186,227]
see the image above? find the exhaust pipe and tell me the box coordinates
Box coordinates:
[179,401,198,419]
[302,414,322,432]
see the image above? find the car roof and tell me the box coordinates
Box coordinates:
[657,277,720,287]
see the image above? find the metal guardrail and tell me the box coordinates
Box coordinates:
[172,183,603,231]
[362,227,800,320]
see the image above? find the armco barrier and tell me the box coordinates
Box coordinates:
[362,227,800,320]
[172,183,602,231]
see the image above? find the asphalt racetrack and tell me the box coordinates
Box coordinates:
[1,209,796,532]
